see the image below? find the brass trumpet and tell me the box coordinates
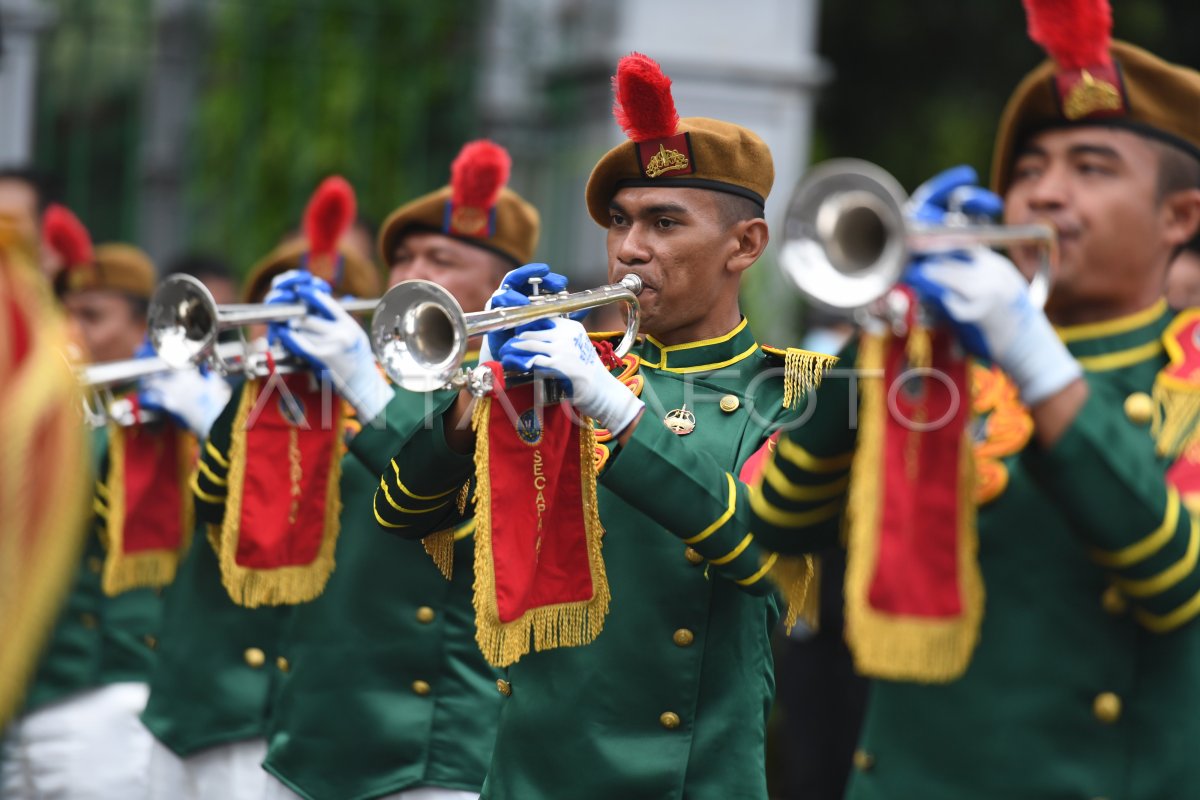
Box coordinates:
[148,274,377,371]
[371,274,643,392]
[778,159,1056,311]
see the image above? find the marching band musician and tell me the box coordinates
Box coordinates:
[3,210,192,800]
[261,140,539,800]
[139,180,381,800]
[747,2,1200,798]
[358,54,831,800]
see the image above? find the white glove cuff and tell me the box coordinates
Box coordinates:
[340,368,392,424]
[587,381,645,436]
[1001,311,1083,406]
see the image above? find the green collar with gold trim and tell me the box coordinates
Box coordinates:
[635,317,760,374]
[1056,299,1172,372]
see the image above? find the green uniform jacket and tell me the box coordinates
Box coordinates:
[374,321,804,800]
[750,302,1200,800]
[24,425,162,712]
[263,386,504,800]
[141,382,292,755]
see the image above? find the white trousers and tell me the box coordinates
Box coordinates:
[1,682,153,800]
[262,773,479,800]
[147,736,268,800]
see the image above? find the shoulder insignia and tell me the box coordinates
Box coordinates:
[1153,310,1200,459]
[761,345,839,409]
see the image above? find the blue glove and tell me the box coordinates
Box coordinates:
[907,165,1003,226]
[265,270,334,352]
[499,318,644,433]
[267,270,391,422]
[905,248,1081,405]
[480,263,571,363]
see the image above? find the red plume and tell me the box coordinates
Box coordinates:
[450,140,511,210]
[42,204,93,268]
[1023,0,1113,69]
[612,52,680,142]
[303,176,356,260]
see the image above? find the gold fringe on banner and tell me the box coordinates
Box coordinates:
[0,284,91,724]
[99,424,195,596]
[217,379,346,608]
[842,333,985,683]
[470,397,611,668]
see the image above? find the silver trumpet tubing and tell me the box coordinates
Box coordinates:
[371,274,643,392]
[148,273,377,371]
[76,340,291,427]
[778,159,1056,312]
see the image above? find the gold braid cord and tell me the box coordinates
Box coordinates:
[470,397,610,667]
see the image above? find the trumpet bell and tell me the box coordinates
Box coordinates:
[779,159,910,311]
[148,274,220,369]
[370,280,468,393]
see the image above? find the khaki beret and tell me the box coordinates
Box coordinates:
[585,54,773,227]
[992,40,1200,193]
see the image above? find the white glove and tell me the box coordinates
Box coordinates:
[906,247,1082,405]
[275,289,392,422]
[501,318,644,434]
[139,367,232,440]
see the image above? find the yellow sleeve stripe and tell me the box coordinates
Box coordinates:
[373,494,408,529]
[197,459,227,487]
[453,519,477,541]
[1092,489,1180,568]
[93,499,108,518]
[190,472,226,505]
[379,477,449,514]
[710,533,754,565]
[205,440,230,469]
[95,481,110,499]
[776,436,854,473]
[390,459,458,501]
[762,460,849,503]
[736,551,778,587]
[684,473,737,545]
[1117,514,1200,598]
[1134,583,1200,633]
[750,486,840,528]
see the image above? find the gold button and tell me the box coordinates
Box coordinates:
[1101,586,1127,615]
[80,612,98,629]
[673,628,694,647]
[684,547,704,565]
[243,647,266,669]
[276,656,290,673]
[496,679,512,697]
[1124,392,1153,425]
[852,749,875,771]
[659,711,681,730]
[87,556,103,574]
[719,394,740,413]
[1093,692,1121,724]
[415,606,436,624]
[412,680,431,696]
[143,634,157,650]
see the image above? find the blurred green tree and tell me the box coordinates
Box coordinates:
[186,0,482,273]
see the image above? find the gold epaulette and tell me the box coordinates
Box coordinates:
[760,345,839,409]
